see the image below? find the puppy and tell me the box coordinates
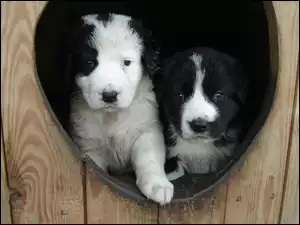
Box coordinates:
[154,47,248,180]
[66,13,173,204]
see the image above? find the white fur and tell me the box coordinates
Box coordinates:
[167,132,223,181]
[70,14,173,204]
[181,54,219,139]
[77,14,143,110]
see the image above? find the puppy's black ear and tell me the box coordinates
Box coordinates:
[225,54,249,105]
[152,55,174,105]
[56,19,81,93]
[129,19,160,77]
[63,17,95,91]
[235,65,249,105]
[143,30,161,77]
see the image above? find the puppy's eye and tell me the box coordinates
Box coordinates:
[123,60,132,66]
[213,92,225,102]
[179,93,184,101]
[87,60,95,69]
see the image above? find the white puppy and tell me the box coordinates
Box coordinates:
[67,13,173,205]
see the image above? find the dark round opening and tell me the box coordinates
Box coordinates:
[34,1,278,204]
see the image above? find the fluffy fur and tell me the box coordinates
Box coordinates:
[67,13,173,204]
[154,47,248,180]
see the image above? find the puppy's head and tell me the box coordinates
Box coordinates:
[66,13,159,110]
[158,47,248,141]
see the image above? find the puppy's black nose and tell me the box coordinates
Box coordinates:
[102,91,118,103]
[188,118,208,133]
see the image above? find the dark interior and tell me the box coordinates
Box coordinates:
[34,1,277,204]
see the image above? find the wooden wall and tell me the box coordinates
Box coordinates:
[1,1,298,224]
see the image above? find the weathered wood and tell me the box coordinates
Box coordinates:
[159,183,228,224]
[1,128,12,224]
[85,168,158,224]
[224,2,299,224]
[1,1,85,223]
[1,1,299,224]
[279,71,299,224]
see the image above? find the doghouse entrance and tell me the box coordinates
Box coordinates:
[35,1,276,203]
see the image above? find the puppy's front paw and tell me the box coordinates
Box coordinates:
[136,173,174,205]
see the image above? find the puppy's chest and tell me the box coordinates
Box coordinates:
[169,138,217,160]
[72,94,158,158]
[78,109,152,151]
[168,137,222,173]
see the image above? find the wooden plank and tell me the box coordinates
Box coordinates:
[224,2,299,224]
[1,1,85,223]
[159,183,228,224]
[279,71,299,224]
[1,128,12,224]
[85,168,159,224]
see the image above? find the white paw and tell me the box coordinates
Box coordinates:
[136,173,174,205]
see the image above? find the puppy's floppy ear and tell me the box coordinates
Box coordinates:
[63,17,94,90]
[142,30,161,77]
[63,19,82,91]
[235,64,249,105]
[56,17,82,92]
[225,54,249,105]
[152,65,165,105]
[152,56,174,104]
[129,19,160,77]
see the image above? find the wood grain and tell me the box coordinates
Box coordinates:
[1,1,299,224]
[1,128,12,224]
[85,168,159,224]
[1,1,85,223]
[279,70,299,224]
[159,183,228,224]
[224,2,299,224]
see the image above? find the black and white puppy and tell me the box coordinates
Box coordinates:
[154,47,248,180]
[67,13,173,204]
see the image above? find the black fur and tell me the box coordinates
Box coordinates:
[128,18,160,77]
[154,47,249,174]
[62,17,97,94]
